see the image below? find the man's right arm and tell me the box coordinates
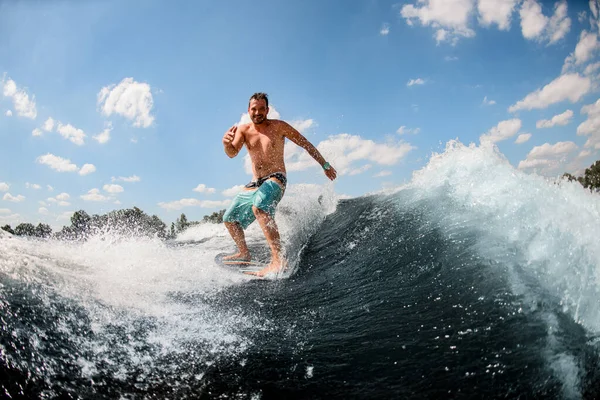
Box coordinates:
[222,125,245,158]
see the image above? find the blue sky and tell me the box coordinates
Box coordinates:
[1,0,600,229]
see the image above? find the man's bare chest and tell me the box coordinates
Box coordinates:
[244,131,284,150]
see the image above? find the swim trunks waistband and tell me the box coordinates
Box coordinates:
[245,172,287,189]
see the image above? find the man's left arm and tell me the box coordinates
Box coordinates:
[282,122,337,181]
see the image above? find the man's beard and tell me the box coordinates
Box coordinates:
[252,115,266,124]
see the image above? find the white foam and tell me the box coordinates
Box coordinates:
[0,181,338,382]
[410,140,600,331]
[406,140,599,398]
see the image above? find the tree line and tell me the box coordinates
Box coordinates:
[1,207,226,240]
[562,160,600,192]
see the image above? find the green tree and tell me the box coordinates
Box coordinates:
[1,224,15,235]
[35,223,52,238]
[14,223,36,236]
[71,210,92,235]
[170,222,176,238]
[562,172,577,182]
[150,214,167,238]
[582,160,600,192]
[202,209,225,224]
[176,213,189,232]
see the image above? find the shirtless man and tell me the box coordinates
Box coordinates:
[222,92,337,277]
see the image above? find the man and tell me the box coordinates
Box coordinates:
[222,92,337,277]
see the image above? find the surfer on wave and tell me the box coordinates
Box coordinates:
[222,92,337,277]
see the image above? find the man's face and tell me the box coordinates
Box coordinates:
[248,99,268,124]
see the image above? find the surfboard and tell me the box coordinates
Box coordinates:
[214,253,268,274]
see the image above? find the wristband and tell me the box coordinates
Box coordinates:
[322,162,331,171]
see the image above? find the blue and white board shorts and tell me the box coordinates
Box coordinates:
[223,180,284,229]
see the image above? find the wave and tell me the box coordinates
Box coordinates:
[1,141,599,399]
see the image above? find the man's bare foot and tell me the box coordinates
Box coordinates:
[245,260,287,278]
[223,252,251,261]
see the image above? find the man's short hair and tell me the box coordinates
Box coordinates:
[249,92,269,108]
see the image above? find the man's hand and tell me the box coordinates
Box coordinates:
[324,165,337,181]
[223,125,243,158]
[222,125,237,146]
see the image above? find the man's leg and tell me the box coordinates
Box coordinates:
[224,221,251,260]
[248,206,286,276]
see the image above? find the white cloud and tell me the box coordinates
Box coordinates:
[93,122,112,144]
[285,134,414,175]
[32,128,42,137]
[380,23,390,36]
[0,213,20,225]
[445,56,459,61]
[158,198,231,211]
[37,156,95,177]
[518,141,578,173]
[79,164,96,176]
[47,185,53,191]
[222,185,246,197]
[508,73,591,112]
[482,96,496,105]
[81,188,110,202]
[591,0,600,31]
[584,61,600,76]
[536,109,573,128]
[39,207,48,215]
[563,31,600,73]
[480,118,522,143]
[3,193,25,203]
[374,170,392,177]
[515,133,532,144]
[290,119,315,133]
[577,98,600,149]
[98,77,155,128]
[477,0,519,30]
[25,183,41,190]
[56,123,86,146]
[103,184,124,194]
[43,117,55,132]
[519,0,570,44]
[578,149,592,158]
[39,201,47,206]
[192,184,216,194]
[111,175,141,183]
[407,78,426,86]
[47,193,70,207]
[2,78,37,119]
[546,0,570,44]
[0,182,9,192]
[0,208,11,214]
[528,141,577,159]
[348,164,373,176]
[5,110,12,117]
[397,126,421,135]
[400,0,476,45]
[56,193,70,201]
[37,154,79,173]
